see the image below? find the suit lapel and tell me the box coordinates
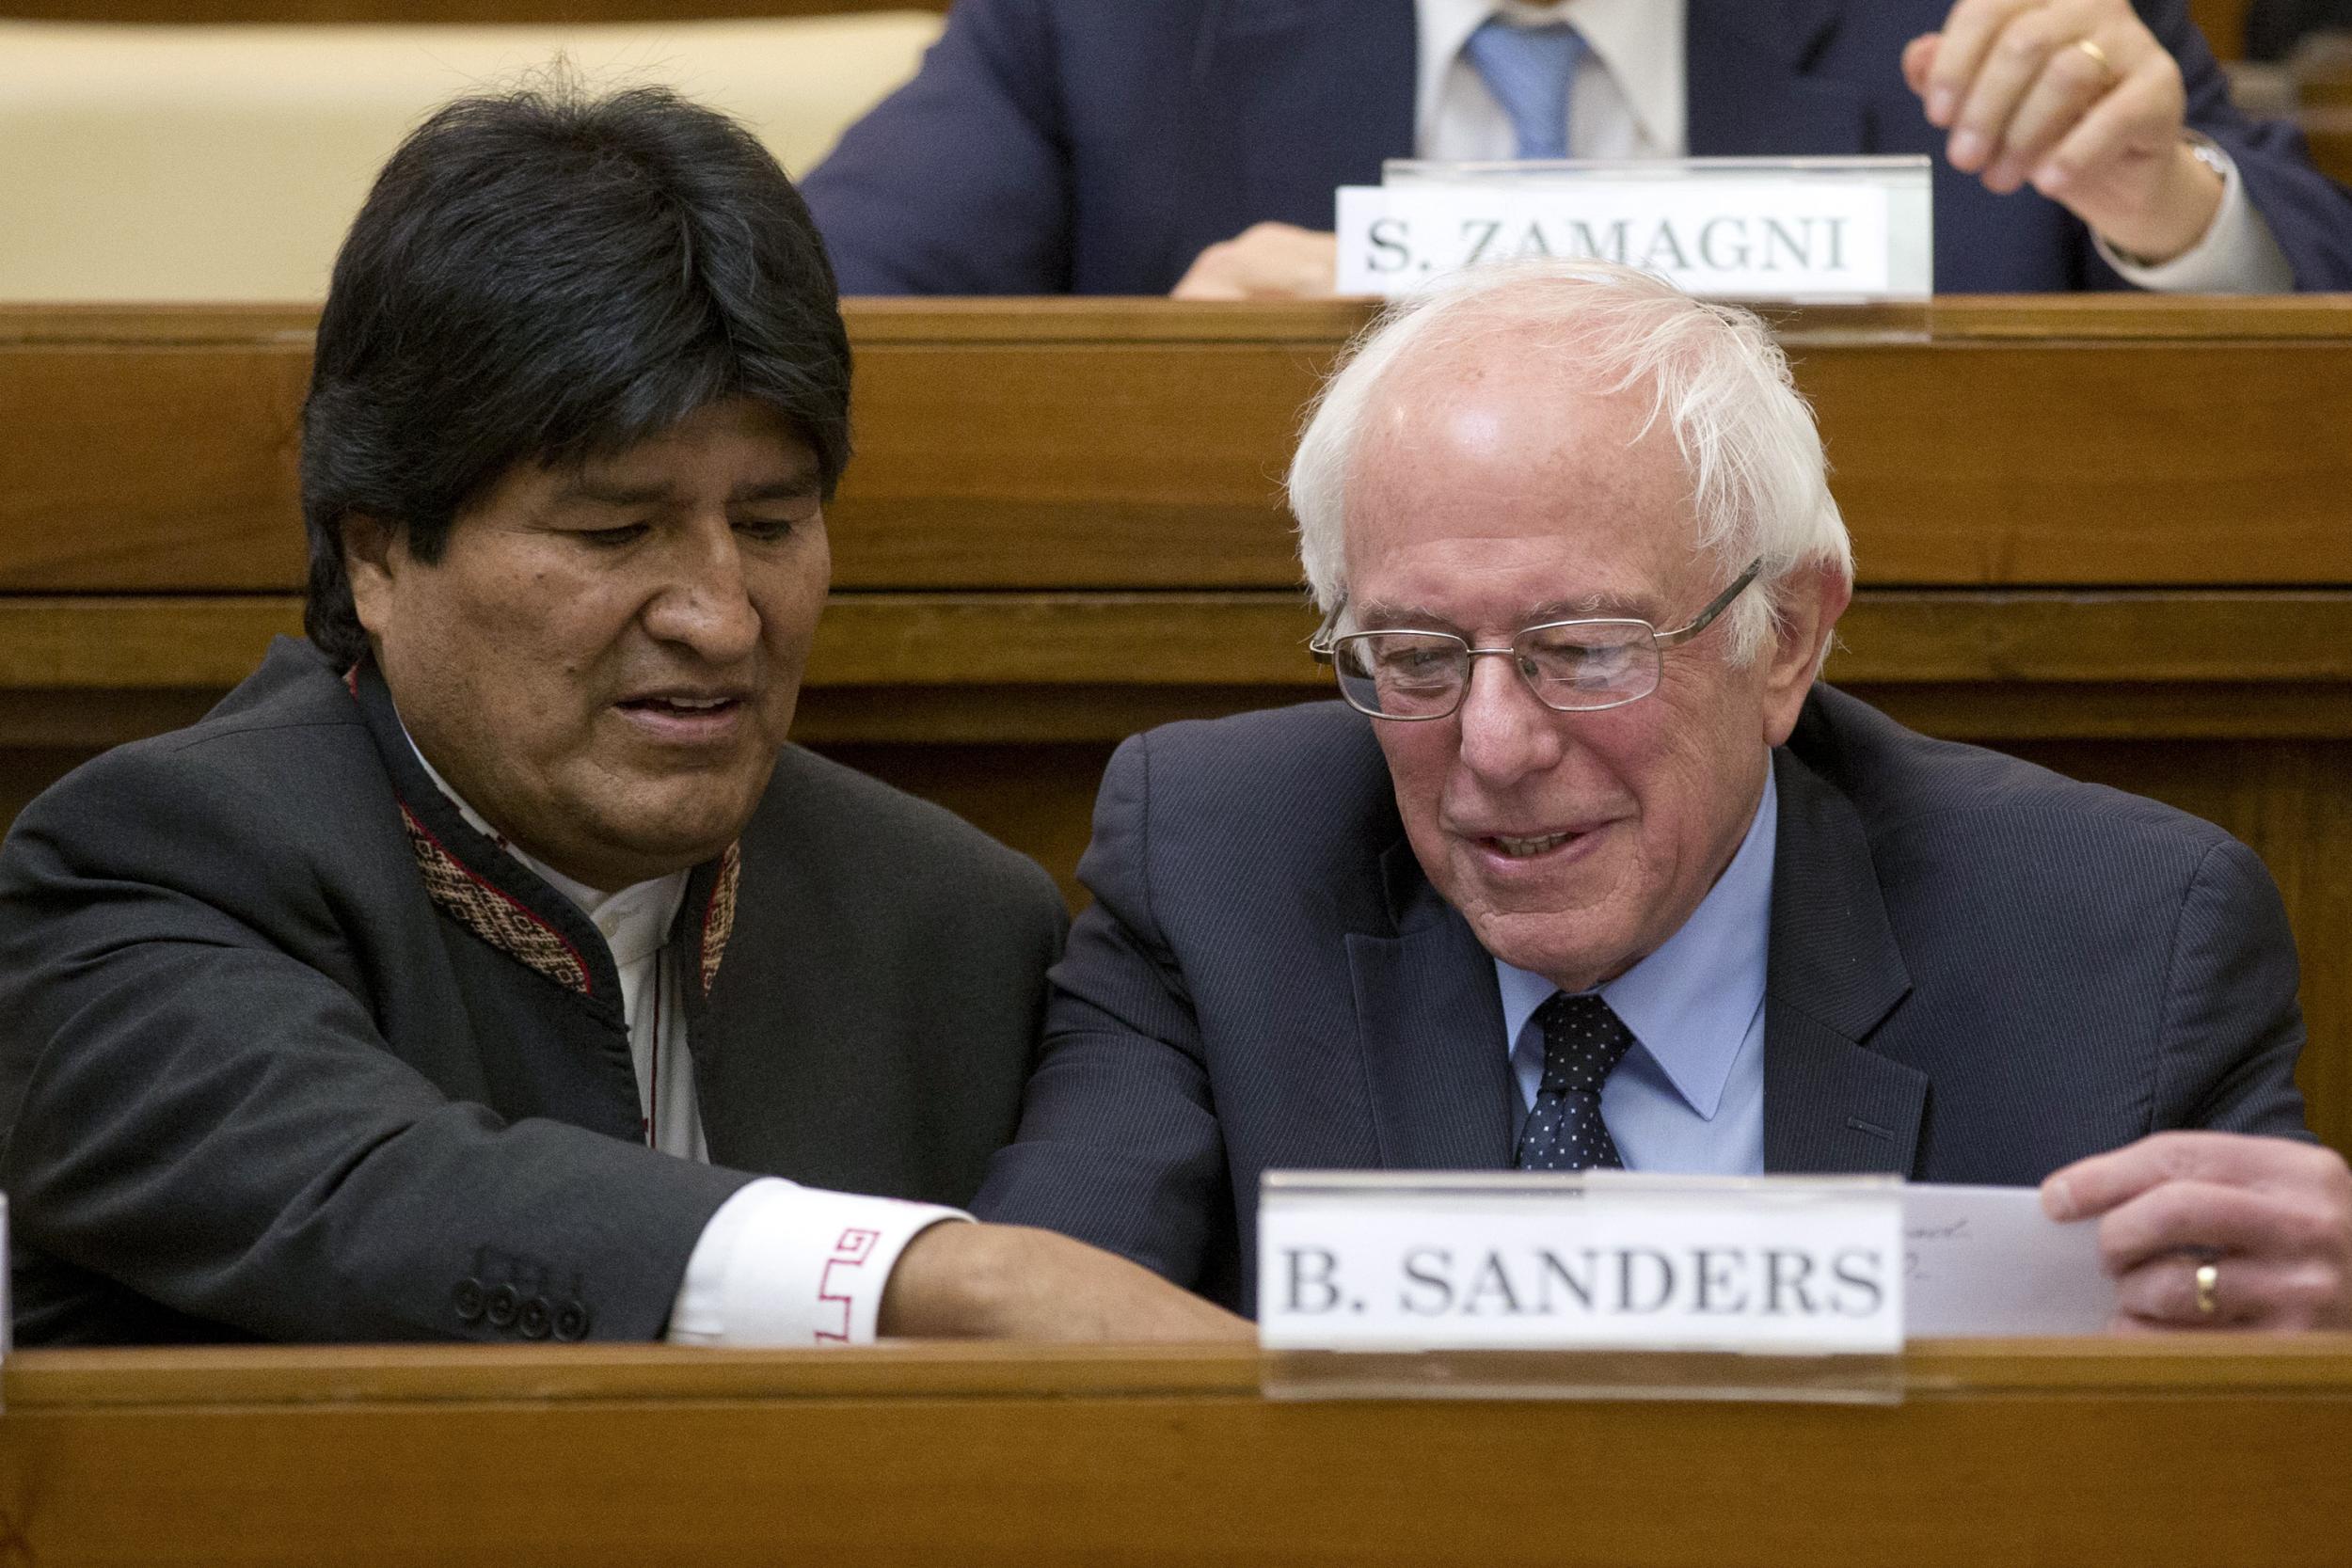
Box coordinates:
[1197,0,1417,235]
[1762,736,1926,1174]
[1684,0,1867,156]
[1348,838,1518,1171]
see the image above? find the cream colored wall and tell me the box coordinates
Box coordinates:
[0,14,942,301]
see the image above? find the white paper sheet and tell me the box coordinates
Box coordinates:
[1902,1184,2111,1337]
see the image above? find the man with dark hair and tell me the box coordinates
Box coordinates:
[0,83,1240,1347]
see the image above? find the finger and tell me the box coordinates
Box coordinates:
[1170,240,1242,300]
[1170,274,1246,301]
[1234,236,1337,298]
[2111,1253,2343,1329]
[2093,1178,2344,1276]
[2044,1130,2341,1221]
[1902,33,1940,97]
[1171,226,1335,300]
[2030,57,2183,197]
[1947,1,2081,173]
[1982,37,2117,191]
[1923,0,2042,126]
[1279,231,1341,297]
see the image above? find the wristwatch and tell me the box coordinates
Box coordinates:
[2181,130,2233,184]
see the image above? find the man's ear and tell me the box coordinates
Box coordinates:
[1759,561,1851,747]
[340,514,401,638]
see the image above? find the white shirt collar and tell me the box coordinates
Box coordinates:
[400,725,687,970]
[1414,0,1686,159]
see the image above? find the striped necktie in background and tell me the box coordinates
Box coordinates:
[1461,16,1589,160]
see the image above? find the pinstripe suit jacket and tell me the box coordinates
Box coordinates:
[973,687,2311,1314]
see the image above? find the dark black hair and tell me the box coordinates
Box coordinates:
[299,80,852,668]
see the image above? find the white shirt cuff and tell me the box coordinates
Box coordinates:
[2095,142,2295,293]
[665,1178,967,1346]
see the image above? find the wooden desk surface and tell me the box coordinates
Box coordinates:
[5,1338,2350,1567]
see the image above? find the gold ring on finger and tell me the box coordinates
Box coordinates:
[2071,37,2118,82]
[2193,1259,2221,1319]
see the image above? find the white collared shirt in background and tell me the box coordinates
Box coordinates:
[1409,0,2290,291]
[404,732,960,1346]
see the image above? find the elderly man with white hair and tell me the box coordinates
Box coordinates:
[973,259,2352,1332]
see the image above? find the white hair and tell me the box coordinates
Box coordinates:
[1287,260,1852,667]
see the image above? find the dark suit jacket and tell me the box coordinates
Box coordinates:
[972,689,2311,1315]
[0,640,1066,1345]
[803,0,2352,294]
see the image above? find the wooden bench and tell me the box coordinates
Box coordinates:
[3,295,2349,1158]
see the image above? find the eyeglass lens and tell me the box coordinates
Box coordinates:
[1332,623,1661,718]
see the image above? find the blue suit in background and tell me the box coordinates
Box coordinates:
[803,0,2352,294]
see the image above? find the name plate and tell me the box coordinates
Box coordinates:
[1334,156,1931,302]
[1259,1172,1903,1354]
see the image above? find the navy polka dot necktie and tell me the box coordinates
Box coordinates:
[1514,992,1635,1171]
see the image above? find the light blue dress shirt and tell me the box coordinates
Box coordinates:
[1494,764,1775,1176]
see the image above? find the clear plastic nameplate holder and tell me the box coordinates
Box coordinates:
[1335,156,1932,303]
[1258,1171,1905,1403]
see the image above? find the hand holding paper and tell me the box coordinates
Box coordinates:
[2043,1130,2352,1331]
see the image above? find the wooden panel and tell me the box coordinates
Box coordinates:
[0,340,310,591]
[1,587,2348,701]
[2191,0,2249,57]
[2307,111,2352,186]
[4,1341,2350,1567]
[9,299,2352,594]
[1800,341,2352,587]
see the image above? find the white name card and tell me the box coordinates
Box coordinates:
[1259,1172,1904,1354]
[1904,1184,2110,1336]
[1334,156,1932,301]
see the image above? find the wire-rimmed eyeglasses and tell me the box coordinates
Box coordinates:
[1308,558,1763,721]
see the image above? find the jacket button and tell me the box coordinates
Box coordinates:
[453,1278,486,1323]
[517,1296,552,1339]
[485,1283,520,1330]
[553,1301,592,1342]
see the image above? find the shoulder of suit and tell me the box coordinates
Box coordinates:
[0,640,408,914]
[1793,684,2236,861]
[1103,700,1401,857]
[1125,698,1381,774]
[16,640,381,834]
